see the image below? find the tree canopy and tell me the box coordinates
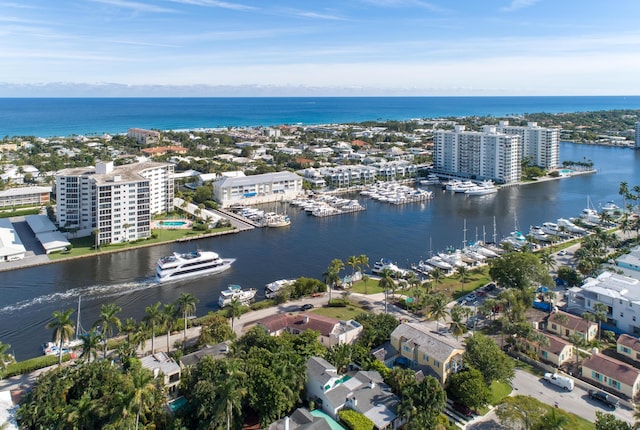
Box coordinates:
[464,333,514,385]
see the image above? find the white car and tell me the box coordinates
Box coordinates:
[543,372,574,391]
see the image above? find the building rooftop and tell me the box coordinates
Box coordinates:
[391,322,464,363]
[582,353,640,387]
[580,271,640,302]
[57,161,172,185]
[618,334,640,353]
[0,186,51,198]
[550,310,597,333]
[257,313,342,337]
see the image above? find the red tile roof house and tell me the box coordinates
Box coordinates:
[581,353,640,401]
[256,313,363,347]
[525,330,574,367]
[617,334,640,364]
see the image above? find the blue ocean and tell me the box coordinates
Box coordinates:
[1,96,640,138]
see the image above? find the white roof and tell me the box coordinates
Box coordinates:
[0,218,26,258]
[581,271,640,302]
[36,231,71,253]
[25,214,57,234]
[0,186,51,198]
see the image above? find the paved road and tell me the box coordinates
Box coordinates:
[511,368,634,424]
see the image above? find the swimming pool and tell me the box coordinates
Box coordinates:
[310,410,346,430]
[559,169,573,174]
[161,220,188,227]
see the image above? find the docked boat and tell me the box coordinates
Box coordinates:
[425,255,453,271]
[264,279,295,299]
[446,180,476,193]
[601,201,620,214]
[156,250,235,283]
[557,218,587,235]
[579,208,600,224]
[218,284,257,307]
[465,180,498,196]
[541,222,560,236]
[265,213,291,227]
[529,225,549,242]
[372,258,409,277]
[501,230,527,249]
[419,174,440,186]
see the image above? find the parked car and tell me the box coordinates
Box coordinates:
[485,283,496,291]
[543,373,574,391]
[558,250,567,256]
[451,402,473,417]
[300,303,314,311]
[588,390,619,409]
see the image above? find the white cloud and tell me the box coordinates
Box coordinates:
[88,0,176,13]
[500,0,540,13]
[162,0,255,11]
[359,0,448,13]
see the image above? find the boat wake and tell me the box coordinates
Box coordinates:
[0,279,158,314]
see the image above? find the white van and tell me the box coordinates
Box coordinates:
[543,372,574,391]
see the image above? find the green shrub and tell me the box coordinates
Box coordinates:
[3,354,71,378]
[338,409,374,430]
[251,300,276,310]
[327,299,347,307]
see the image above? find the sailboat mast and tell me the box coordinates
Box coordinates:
[493,216,497,244]
[75,296,81,341]
[462,219,467,250]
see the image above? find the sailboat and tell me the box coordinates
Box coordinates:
[579,196,600,224]
[266,198,291,227]
[42,296,84,355]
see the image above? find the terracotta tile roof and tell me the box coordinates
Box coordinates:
[551,310,597,333]
[351,140,369,147]
[583,353,640,386]
[537,330,572,355]
[257,313,340,336]
[618,334,640,353]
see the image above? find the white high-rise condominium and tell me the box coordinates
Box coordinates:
[55,161,174,245]
[433,125,521,184]
[497,121,560,169]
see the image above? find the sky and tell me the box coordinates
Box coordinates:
[2,0,640,96]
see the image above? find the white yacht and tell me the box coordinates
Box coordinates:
[372,258,408,277]
[557,218,587,235]
[465,180,498,196]
[529,225,549,242]
[541,222,560,236]
[265,212,291,227]
[264,279,295,299]
[580,207,601,224]
[419,174,440,186]
[425,255,453,271]
[600,201,620,214]
[156,250,235,283]
[218,284,257,307]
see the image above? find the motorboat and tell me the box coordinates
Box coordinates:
[419,174,440,186]
[425,255,453,271]
[557,218,587,235]
[218,284,257,307]
[372,258,408,277]
[411,260,432,275]
[541,222,560,236]
[600,201,620,214]
[439,250,468,268]
[529,226,549,242]
[156,250,235,283]
[264,279,295,299]
[579,208,600,224]
[447,180,476,193]
[501,230,527,249]
[465,180,498,196]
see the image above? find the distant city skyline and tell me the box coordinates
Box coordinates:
[2,0,640,97]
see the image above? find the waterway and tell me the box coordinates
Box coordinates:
[1,142,639,360]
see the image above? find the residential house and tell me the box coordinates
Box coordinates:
[567,271,640,335]
[179,341,231,368]
[525,330,574,367]
[140,352,181,393]
[268,408,332,430]
[617,334,640,364]
[305,356,402,429]
[389,322,464,384]
[547,310,598,343]
[581,353,640,400]
[141,146,188,157]
[256,313,362,347]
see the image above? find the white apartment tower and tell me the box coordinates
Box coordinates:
[55,161,174,244]
[497,121,560,169]
[434,125,521,184]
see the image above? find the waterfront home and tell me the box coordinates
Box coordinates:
[178,341,230,368]
[617,334,640,364]
[581,353,640,400]
[268,408,332,430]
[547,310,598,343]
[524,330,574,367]
[256,313,362,347]
[140,352,181,393]
[389,322,464,384]
[567,271,640,335]
[305,356,402,429]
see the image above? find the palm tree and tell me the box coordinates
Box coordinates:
[47,309,75,365]
[94,303,122,359]
[362,274,370,294]
[92,228,101,251]
[539,407,569,429]
[128,366,158,430]
[456,265,468,293]
[161,304,178,353]
[323,259,344,303]
[217,359,247,430]
[449,305,467,339]
[79,331,101,363]
[226,298,244,332]
[427,293,449,332]
[357,254,369,277]
[430,268,443,290]
[346,255,358,278]
[176,293,198,343]
[143,302,163,354]
[378,268,396,314]
[593,302,608,341]
[122,317,138,343]
[539,251,556,271]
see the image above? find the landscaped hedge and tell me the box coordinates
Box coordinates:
[0,208,40,218]
[2,353,71,378]
[338,409,374,430]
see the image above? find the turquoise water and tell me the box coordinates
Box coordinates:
[162,221,187,227]
[1,96,639,138]
[559,169,574,174]
[168,396,186,412]
[310,410,346,430]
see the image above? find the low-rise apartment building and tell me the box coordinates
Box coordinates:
[582,353,640,400]
[547,310,598,343]
[212,171,303,208]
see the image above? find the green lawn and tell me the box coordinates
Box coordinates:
[349,278,383,294]
[48,227,235,260]
[312,303,369,320]
[489,380,512,405]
